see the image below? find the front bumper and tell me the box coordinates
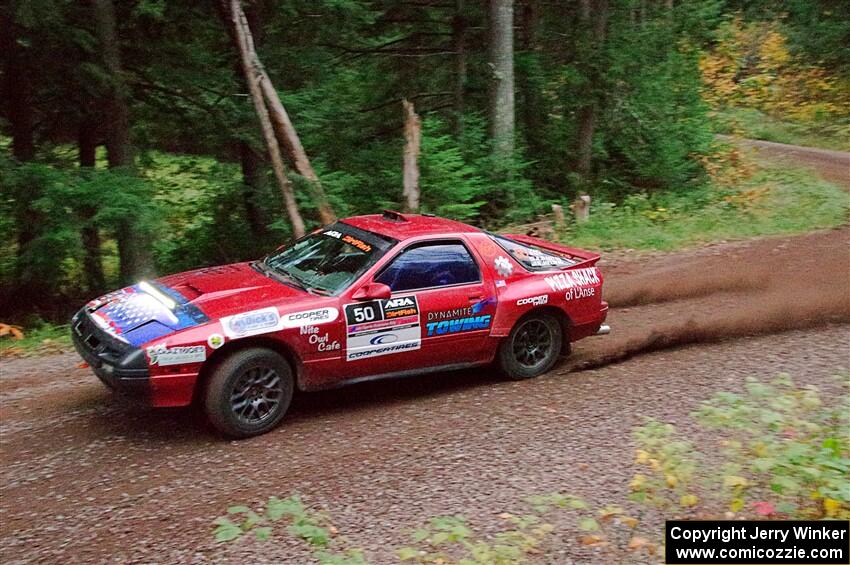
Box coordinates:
[71,309,151,401]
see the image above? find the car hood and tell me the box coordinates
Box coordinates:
[85,262,309,347]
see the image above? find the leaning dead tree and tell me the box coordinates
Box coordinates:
[259,80,336,225]
[229,0,336,235]
[402,99,421,213]
[230,0,304,237]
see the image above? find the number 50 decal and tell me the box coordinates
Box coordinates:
[351,304,377,323]
[344,301,382,325]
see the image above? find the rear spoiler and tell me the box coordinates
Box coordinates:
[503,233,601,269]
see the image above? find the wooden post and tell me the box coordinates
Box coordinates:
[551,204,565,229]
[572,193,591,223]
[231,0,305,238]
[402,99,421,213]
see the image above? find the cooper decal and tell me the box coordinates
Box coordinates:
[544,268,600,292]
[344,296,421,361]
[207,333,225,349]
[517,294,549,306]
[281,307,339,328]
[147,344,206,366]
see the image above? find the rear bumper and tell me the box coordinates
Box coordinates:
[71,309,151,402]
[570,301,609,341]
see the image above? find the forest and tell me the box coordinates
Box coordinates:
[1,0,848,322]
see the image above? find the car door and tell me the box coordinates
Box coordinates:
[367,239,496,370]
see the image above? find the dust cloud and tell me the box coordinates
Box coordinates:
[575,229,850,370]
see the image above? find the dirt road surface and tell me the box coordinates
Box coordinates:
[2,226,848,564]
[735,137,850,189]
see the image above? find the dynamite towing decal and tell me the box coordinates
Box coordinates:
[426,297,495,336]
[344,296,421,361]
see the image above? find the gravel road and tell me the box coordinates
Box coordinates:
[734,137,849,189]
[1,228,848,564]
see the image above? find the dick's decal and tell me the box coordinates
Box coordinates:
[147,344,206,366]
[344,296,421,361]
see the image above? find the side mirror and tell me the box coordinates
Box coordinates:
[352,282,392,301]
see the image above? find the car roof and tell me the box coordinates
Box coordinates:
[341,211,481,241]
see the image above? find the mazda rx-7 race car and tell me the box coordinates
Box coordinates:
[71,211,609,438]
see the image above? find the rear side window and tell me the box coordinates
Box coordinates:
[490,234,577,271]
[376,243,480,292]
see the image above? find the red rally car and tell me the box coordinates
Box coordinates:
[71,211,609,438]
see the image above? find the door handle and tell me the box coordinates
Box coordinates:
[468,294,483,302]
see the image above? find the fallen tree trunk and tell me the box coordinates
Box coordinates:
[402,99,421,213]
[259,80,336,225]
[230,0,305,238]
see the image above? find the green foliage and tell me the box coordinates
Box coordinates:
[397,513,553,564]
[212,496,366,564]
[694,374,850,518]
[210,373,848,561]
[0,319,71,358]
[2,0,846,317]
[714,108,850,151]
[630,374,850,520]
[563,163,848,252]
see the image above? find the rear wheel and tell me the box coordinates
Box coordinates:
[204,348,294,438]
[498,312,563,380]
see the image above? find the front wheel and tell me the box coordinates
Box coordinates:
[203,348,294,438]
[498,312,563,380]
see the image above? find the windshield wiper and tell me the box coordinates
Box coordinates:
[254,259,310,292]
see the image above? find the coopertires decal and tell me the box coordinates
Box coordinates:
[344,296,421,361]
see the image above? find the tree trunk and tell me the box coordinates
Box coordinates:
[518,0,542,157]
[92,0,155,284]
[452,0,467,137]
[230,0,334,225]
[573,0,608,180]
[575,105,596,177]
[1,15,35,163]
[402,100,422,214]
[488,0,515,159]
[239,142,268,237]
[92,0,131,169]
[79,117,107,294]
[2,11,43,298]
[230,0,305,238]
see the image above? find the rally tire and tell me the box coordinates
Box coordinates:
[498,311,563,380]
[203,348,294,439]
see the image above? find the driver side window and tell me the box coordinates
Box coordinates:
[375,242,480,292]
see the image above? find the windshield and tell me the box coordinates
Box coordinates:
[262,223,394,295]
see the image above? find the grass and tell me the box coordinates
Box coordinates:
[713,107,850,152]
[0,320,72,358]
[564,165,848,252]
